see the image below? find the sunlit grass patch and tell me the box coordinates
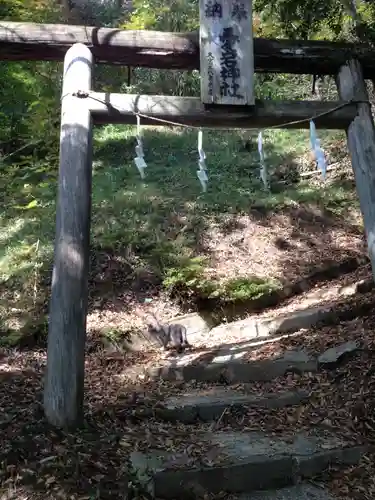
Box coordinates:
[0,125,360,343]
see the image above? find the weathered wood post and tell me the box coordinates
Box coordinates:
[336,59,375,280]
[199,0,254,106]
[44,43,93,428]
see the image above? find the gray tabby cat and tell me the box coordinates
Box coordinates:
[147,314,191,353]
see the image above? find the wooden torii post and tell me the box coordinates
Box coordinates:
[39,7,375,427]
[44,43,93,428]
[336,61,375,274]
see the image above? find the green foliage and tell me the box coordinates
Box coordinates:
[0,0,370,348]
[254,0,344,39]
[254,0,375,42]
[0,0,62,160]
[88,0,128,27]
[125,0,199,31]
[99,326,131,349]
[0,0,61,23]
[121,0,200,99]
[213,277,281,302]
[1,123,359,343]
[163,257,214,295]
[163,257,280,302]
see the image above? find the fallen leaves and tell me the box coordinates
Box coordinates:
[3,285,375,499]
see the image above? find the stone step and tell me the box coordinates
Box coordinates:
[144,388,309,423]
[130,430,366,499]
[147,340,361,384]
[204,306,334,347]
[147,348,318,383]
[237,483,338,499]
[187,276,372,350]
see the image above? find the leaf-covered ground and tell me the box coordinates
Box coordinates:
[0,126,371,499]
[2,286,375,499]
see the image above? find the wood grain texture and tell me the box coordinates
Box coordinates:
[336,59,375,280]
[3,21,375,77]
[88,92,357,129]
[0,21,197,69]
[44,43,93,429]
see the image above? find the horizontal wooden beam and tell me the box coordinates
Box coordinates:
[85,92,357,129]
[2,21,375,77]
[0,21,197,69]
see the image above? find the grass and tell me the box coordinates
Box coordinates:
[162,256,281,301]
[0,124,360,342]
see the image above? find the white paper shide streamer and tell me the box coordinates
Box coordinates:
[309,120,327,179]
[258,131,269,189]
[134,114,147,179]
[197,129,208,192]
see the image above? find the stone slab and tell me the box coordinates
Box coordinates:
[170,312,212,336]
[152,388,310,423]
[188,277,373,351]
[339,277,374,296]
[206,305,333,347]
[130,431,366,499]
[160,331,307,367]
[147,349,317,383]
[318,341,360,365]
[238,484,338,499]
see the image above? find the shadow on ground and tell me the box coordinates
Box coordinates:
[0,126,362,344]
[0,352,131,499]
[1,289,375,498]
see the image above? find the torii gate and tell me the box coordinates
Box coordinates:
[3,3,372,428]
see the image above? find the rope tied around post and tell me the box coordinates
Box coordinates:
[59,90,370,130]
[45,43,94,429]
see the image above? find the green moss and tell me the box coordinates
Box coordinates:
[214,277,281,302]
[163,257,280,302]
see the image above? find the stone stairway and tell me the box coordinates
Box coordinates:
[131,429,364,498]
[131,385,365,498]
[128,275,373,498]
[130,344,366,499]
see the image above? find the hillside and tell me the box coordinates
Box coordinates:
[1,125,363,347]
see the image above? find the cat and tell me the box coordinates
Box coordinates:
[147,314,191,353]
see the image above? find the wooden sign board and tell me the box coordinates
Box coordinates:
[199,0,254,106]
